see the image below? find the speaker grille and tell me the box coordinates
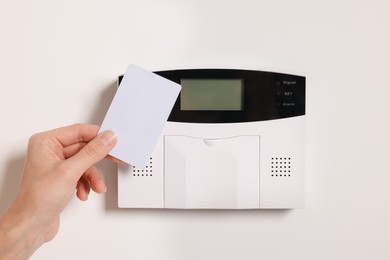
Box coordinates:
[270,157,292,177]
[132,157,153,177]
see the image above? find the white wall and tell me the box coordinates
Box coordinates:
[1,0,389,259]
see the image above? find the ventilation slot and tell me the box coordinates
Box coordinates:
[132,157,153,177]
[270,157,292,177]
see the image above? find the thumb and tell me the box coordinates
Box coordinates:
[65,130,117,176]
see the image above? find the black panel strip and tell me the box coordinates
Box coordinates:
[118,69,305,123]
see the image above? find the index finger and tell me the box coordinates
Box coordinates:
[44,124,100,147]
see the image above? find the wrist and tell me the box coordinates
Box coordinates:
[0,199,45,260]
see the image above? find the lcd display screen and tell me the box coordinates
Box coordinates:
[180,79,243,111]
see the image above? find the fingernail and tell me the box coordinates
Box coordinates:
[101,182,107,193]
[100,130,117,147]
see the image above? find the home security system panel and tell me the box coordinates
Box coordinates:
[117,68,305,209]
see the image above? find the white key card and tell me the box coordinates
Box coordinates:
[99,64,181,168]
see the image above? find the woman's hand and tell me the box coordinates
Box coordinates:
[0,124,117,260]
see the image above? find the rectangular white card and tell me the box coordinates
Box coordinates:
[99,64,181,168]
